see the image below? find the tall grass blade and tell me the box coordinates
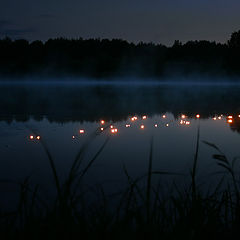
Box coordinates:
[26,126,62,200]
[79,137,109,179]
[213,154,229,165]
[191,122,200,200]
[202,140,222,153]
[38,138,62,200]
[71,137,110,200]
[146,136,154,222]
[68,126,110,189]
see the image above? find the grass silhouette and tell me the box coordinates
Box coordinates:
[1,125,240,240]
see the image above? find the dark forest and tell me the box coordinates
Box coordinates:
[0,30,240,79]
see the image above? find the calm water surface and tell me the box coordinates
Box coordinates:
[1,82,240,206]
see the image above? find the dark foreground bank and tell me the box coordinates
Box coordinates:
[1,128,240,240]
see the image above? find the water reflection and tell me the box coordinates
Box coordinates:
[23,113,240,142]
[1,83,240,195]
[1,83,240,127]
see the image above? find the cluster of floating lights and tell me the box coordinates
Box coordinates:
[227,115,233,124]
[180,120,191,125]
[212,115,224,120]
[29,114,240,143]
[111,128,118,134]
[29,135,41,140]
[71,113,240,140]
[212,114,240,124]
[72,129,85,139]
[131,116,138,121]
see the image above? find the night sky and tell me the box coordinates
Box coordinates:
[1,0,240,45]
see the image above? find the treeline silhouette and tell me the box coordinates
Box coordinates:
[0,30,240,79]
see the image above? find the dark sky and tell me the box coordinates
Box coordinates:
[0,0,240,45]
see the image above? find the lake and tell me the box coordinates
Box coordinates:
[1,82,240,208]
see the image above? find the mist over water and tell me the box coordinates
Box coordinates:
[1,79,240,123]
[1,80,240,209]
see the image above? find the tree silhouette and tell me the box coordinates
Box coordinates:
[228,30,240,49]
[0,30,239,79]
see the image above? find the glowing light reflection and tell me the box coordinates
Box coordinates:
[111,128,118,134]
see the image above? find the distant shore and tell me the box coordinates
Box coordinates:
[0,30,240,79]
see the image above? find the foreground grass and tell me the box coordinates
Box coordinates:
[1,126,240,240]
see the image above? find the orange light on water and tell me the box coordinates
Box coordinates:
[196,114,200,118]
[140,125,145,129]
[131,116,138,121]
[111,128,118,134]
[142,116,147,120]
[29,135,34,140]
[79,129,85,134]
